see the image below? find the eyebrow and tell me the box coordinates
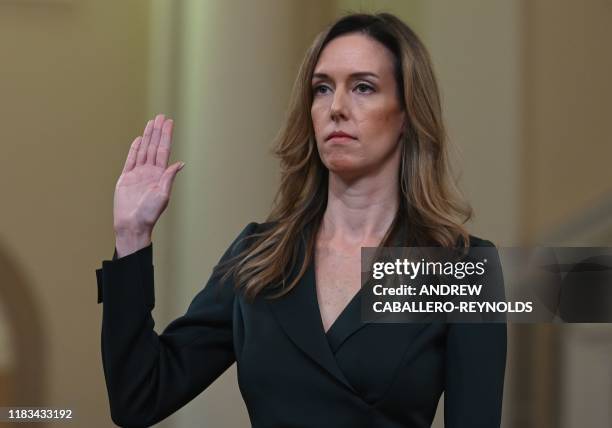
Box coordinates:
[311,71,380,81]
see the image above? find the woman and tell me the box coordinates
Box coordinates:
[96,12,506,428]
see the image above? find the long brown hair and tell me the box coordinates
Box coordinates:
[217,12,472,300]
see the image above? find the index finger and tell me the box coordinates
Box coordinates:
[155,119,173,167]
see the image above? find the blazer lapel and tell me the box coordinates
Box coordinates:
[265,229,357,393]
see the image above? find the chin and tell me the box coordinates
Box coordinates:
[325,161,365,180]
[324,155,358,171]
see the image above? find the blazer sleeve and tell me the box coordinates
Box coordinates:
[95,222,259,428]
[444,240,507,428]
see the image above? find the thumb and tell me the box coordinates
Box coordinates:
[161,161,185,196]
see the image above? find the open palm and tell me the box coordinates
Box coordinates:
[113,114,184,235]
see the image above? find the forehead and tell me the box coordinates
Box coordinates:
[314,33,395,77]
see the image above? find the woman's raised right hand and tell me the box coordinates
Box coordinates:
[113,114,185,245]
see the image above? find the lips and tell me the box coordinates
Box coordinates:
[326,131,356,141]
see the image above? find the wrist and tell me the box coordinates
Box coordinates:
[113,219,152,237]
[114,230,152,258]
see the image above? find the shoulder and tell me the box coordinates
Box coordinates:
[254,220,277,232]
[465,235,502,274]
[232,220,277,248]
[463,234,500,264]
[237,220,276,240]
[216,221,270,268]
[236,220,273,234]
[467,234,496,248]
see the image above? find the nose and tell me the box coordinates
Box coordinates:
[330,89,349,121]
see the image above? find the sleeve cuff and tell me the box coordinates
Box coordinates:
[95,243,153,304]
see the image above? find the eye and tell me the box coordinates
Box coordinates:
[313,84,330,95]
[355,83,374,94]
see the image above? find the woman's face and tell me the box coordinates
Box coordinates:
[311,32,406,180]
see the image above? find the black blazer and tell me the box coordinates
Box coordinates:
[96,222,506,428]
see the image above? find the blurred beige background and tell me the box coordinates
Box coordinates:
[0,0,610,427]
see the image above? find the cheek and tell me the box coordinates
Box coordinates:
[357,105,404,146]
[311,103,326,134]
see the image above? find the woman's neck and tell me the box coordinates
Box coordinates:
[319,171,399,248]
